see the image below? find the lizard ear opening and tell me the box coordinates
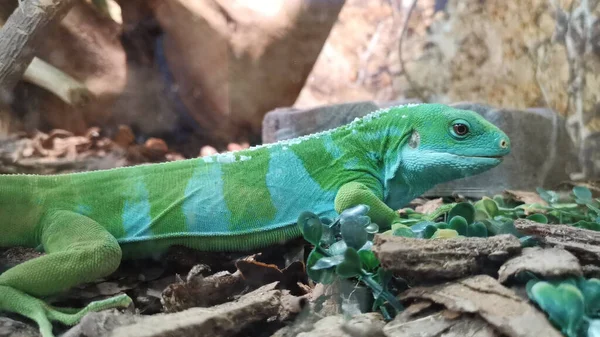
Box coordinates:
[408,130,420,148]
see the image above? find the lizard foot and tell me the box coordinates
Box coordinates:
[0,285,132,337]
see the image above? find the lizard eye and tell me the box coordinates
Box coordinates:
[450,120,470,139]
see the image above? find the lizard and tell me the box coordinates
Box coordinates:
[0,103,510,337]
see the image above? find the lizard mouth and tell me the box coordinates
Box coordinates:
[456,154,504,160]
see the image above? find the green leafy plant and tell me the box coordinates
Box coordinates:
[298,185,600,332]
[389,186,600,241]
[526,276,600,337]
[297,205,404,319]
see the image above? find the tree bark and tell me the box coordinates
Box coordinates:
[0,0,77,104]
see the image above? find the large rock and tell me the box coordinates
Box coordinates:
[262,101,578,198]
[401,0,600,178]
[152,0,346,147]
[262,100,379,143]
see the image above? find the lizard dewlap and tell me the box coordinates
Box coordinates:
[0,103,510,337]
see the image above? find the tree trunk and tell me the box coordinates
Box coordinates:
[0,0,77,104]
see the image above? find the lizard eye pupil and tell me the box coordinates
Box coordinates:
[453,123,469,136]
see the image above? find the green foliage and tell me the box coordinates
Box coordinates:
[297,205,404,319]
[391,186,600,241]
[298,185,600,330]
[526,276,600,337]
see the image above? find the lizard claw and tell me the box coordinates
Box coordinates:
[0,285,132,337]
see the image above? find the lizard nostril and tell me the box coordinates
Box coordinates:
[500,139,508,149]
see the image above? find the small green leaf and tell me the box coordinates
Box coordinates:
[392,226,416,237]
[340,214,369,250]
[306,249,336,284]
[467,222,488,237]
[431,228,459,239]
[519,235,540,247]
[327,240,347,256]
[436,222,450,230]
[537,187,559,204]
[449,215,468,236]
[573,221,600,231]
[448,202,475,224]
[526,213,548,224]
[376,267,393,288]
[365,223,379,234]
[341,204,370,217]
[493,195,506,207]
[297,211,323,246]
[410,221,438,238]
[573,186,593,204]
[358,249,380,271]
[474,209,490,221]
[335,247,362,278]
[475,198,499,218]
[484,219,520,237]
[528,281,585,336]
[312,255,344,270]
[577,278,600,317]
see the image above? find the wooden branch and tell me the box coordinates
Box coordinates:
[0,0,77,104]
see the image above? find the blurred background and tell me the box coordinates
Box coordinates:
[0,0,598,184]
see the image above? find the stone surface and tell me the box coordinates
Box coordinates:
[262,100,379,143]
[293,0,436,108]
[262,100,577,197]
[0,317,40,337]
[401,0,600,179]
[153,0,345,147]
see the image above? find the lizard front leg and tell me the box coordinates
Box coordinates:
[334,181,402,230]
[0,210,131,337]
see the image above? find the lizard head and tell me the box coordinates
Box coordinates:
[397,104,511,184]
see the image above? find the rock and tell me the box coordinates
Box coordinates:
[152,0,346,147]
[372,234,522,282]
[62,310,138,337]
[498,247,583,284]
[261,100,380,143]
[399,275,563,337]
[0,317,40,337]
[294,0,432,108]
[261,99,422,143]
[402,0,600,179]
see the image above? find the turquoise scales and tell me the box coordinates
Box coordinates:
[1,103,509,253]
[0,103,511,337]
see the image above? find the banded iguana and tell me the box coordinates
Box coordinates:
[0,103,510,336]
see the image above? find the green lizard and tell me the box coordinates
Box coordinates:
[0,103,510,336]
